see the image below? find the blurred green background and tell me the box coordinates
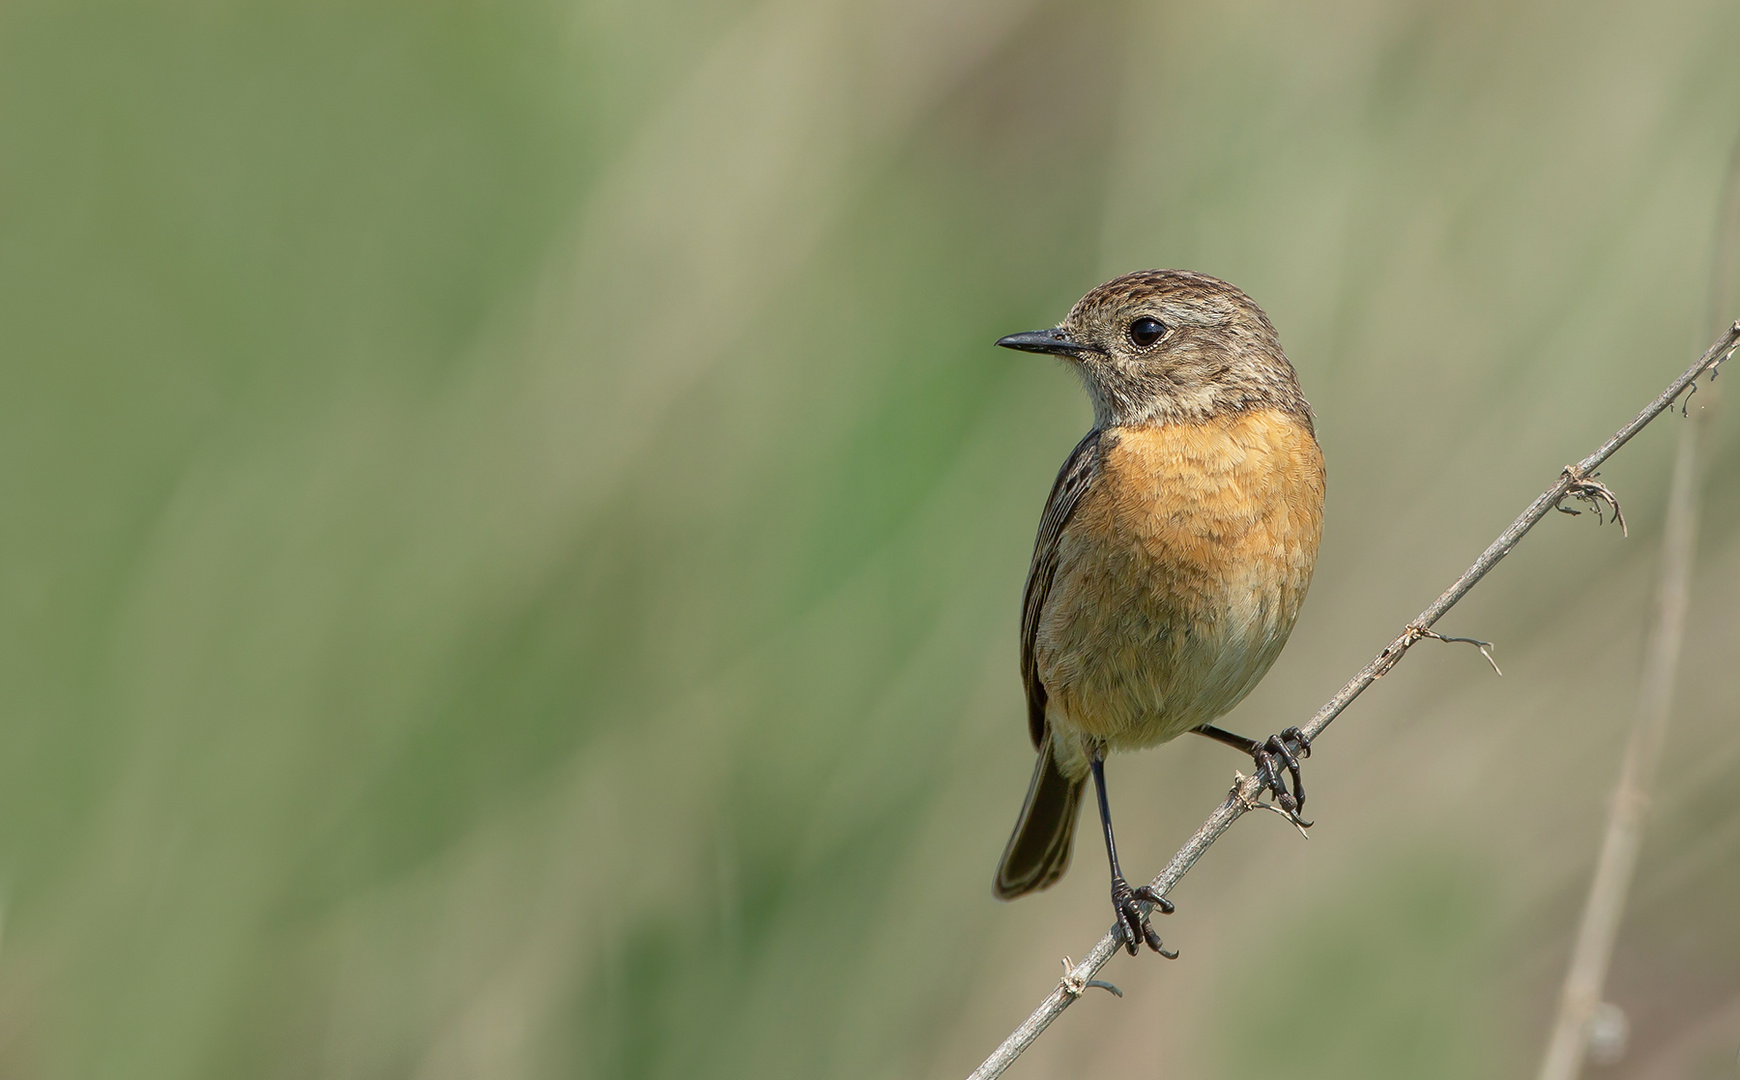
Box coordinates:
[4,0,1740,1077]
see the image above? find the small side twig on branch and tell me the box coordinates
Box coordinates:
[1415,629,1503,676]
[966,322,1740,1080]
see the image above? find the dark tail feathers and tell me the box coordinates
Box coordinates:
[993,735,1085,900]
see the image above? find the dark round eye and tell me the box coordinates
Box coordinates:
[1128,316,1166,347]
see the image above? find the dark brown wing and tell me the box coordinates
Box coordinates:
[1019,429,1103,749]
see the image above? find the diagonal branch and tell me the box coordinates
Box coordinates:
[966,322,1740,1080]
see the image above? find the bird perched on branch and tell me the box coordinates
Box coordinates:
[993,270,1324,956]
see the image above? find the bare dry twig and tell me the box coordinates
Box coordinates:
[966,322,1740,1080]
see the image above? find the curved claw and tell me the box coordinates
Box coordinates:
[1251,737,1314,828]
[1111,877,1177,958]
[1143,924,1178,959]
[1265,733,1305,810]
[1131,883,1175,915]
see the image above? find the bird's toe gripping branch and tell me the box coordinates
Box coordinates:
[1109,876,1176,958]
[1250,726,1313,825]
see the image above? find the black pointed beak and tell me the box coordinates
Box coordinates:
[995,328,1096,358]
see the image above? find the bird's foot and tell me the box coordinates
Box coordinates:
[1250,727,1313,826]
[1110,876,1177,958]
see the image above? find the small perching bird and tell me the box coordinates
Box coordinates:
[993,270,1325,956]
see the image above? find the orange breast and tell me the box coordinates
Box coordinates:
[1036,408,1325,759]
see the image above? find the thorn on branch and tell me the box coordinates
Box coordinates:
[1556,467,1628,537]
[1230,768,1313,833]
[1417,628,1503,676]
[1228,770,1258,812]
[1058,957,1084,997]
[1058,958,1122,999]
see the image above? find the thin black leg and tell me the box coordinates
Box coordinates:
[1090,748,1176,958]
[1193,724,1260,755]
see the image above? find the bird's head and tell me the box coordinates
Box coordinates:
[996,269,1310,430]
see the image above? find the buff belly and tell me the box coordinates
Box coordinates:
[1036,409,1324,780]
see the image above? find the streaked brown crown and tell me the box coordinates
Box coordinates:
[1058,270,1311,430]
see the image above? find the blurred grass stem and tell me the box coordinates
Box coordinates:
[1533,410,1703,1080]
[1532,143,1740,1080]
[969,324,1740,1080]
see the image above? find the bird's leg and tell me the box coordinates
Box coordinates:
[1192,724,1313,824]
[1090,749,1176,958]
